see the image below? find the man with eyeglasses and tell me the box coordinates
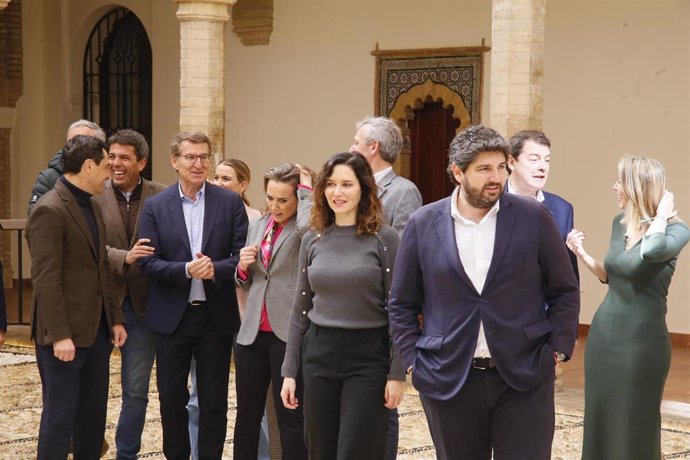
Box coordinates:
[138,132,248,459]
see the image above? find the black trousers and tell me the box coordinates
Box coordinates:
[233,331,307,460]
[302,325,390,460]
[420,366,555,460]
[155,305,233,460]
[35,318,113,460]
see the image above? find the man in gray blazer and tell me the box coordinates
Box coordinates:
[349,116,422,460]
[94,129,166,460]
[350,116,423,233]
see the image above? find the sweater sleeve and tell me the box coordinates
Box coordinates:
[281,231,316,378]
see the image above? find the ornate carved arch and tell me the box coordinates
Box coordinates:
[389,79,471,133]
[372,46,489,177]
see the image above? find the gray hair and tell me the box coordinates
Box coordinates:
[447,125,510,185]
[355,116,403,164]
[66,119,106,142]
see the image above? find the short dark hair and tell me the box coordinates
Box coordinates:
[108,129,150,161]
[509,130,551,160]
[170,131,212,156]
[310,152,383,235]
[62,135,108,174]
[447,125,510,185]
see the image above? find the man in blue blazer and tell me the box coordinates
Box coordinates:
[389,125,580,460]
[507,130,578,278]
[138,132,248,460]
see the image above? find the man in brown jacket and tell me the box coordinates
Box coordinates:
[27,135,127,460]
[94,129,165,459]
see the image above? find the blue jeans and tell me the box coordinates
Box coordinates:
[188,357,200,460]
[115,299,156,460]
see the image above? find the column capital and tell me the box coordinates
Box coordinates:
[176,0,235,23]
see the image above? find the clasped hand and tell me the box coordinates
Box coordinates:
[188,253,214,279]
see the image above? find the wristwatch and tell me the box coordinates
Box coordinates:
[554,350,569,363]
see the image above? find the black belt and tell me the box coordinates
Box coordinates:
[188,300,206,307]
[472,357,496,370]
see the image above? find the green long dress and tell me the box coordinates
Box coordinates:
[582,214,690,460]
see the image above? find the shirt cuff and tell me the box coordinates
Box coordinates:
[237,266,249,281]
[297,184,313,191]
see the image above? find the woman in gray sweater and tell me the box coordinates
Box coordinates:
[281,152,405,460]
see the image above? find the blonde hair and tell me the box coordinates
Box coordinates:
[617,156,666,234]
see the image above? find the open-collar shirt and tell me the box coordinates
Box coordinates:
[450,186,500,358]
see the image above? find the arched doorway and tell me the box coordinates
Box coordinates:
[83,8,153,179]
[389,80,470,204]
[409,100,460,204]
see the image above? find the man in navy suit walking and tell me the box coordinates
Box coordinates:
[389,125,580,460]
[138,132,248,459]
[507,130,578,277]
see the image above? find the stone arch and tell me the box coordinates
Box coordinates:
[387,80,470,177]
[389,79,471,133]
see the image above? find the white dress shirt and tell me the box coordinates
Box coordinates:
[450,186,500,358]
[374,166,393,185]
[506,179,545,202]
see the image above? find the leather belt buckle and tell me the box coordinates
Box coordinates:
[472,357,495,370]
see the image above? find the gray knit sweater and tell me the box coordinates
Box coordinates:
[281,224,405,381]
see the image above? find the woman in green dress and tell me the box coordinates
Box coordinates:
[567,156,689,460]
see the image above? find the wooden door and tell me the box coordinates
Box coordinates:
[409,101,460,204]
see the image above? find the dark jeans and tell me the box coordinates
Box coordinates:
[420,367,555,460]
[302,325,390,460]
[234,331,307,460]
[36,318,113,460]
[116,299,156,460]
[155,304,233,460]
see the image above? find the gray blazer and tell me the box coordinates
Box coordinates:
[235,188,312,345]
[378,169,423,233]
[94,179,166,320]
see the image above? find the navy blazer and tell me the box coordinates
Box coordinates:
[542,190,579,279]
[388,193,580,400]
[138,182,248,335]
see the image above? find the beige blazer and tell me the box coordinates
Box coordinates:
[94,179,166,319]
[235,188,312,344]
[27,180,125,347]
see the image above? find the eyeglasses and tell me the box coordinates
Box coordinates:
[177,154,211,164]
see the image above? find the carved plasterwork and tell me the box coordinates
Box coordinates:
[389,79,471,133]
[372,46,489,176]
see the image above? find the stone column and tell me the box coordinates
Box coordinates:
[176,0,235,161]
[489,0,545,138]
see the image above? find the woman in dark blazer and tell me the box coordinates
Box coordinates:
[233,163,313,460]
